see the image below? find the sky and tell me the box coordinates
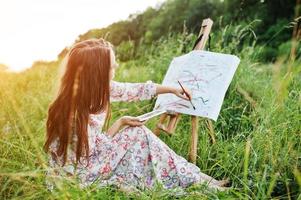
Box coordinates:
[0,0,163,72]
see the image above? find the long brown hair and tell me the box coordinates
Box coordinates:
[44,38,113,165]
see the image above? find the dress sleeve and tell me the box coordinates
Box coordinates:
[110,80,157,102]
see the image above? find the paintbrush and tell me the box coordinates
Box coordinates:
[177,80,196,110]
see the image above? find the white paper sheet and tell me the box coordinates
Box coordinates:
[154,50,240,121]
[136,109,166,121]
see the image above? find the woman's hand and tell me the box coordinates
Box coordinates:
[119,116,146,127]
[106,116,145,137]
[173,87,192,101]
[155,84,192,101]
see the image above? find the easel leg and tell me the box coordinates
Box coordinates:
[153,114,168,136]
[189,116,198,164]
[166,113,180,134]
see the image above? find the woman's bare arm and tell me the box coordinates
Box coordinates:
[106,119,123,137]
[154,84,192,100]
[106,116,145,137]
[155,84,175,95]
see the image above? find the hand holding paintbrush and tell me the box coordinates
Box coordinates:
[177,80,196,110]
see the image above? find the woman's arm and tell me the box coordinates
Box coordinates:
[154,84,192,100]
[110,81,156,102]
[106,116,145,137]
[106,83,192,137]
[106,119,123,137]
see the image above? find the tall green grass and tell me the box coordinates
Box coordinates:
[0,23,300,199]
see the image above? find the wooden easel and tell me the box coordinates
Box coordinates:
[154,18,216,164]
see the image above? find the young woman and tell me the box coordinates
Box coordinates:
[44,38,228,192]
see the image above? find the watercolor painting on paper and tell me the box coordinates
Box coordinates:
[154,50,240,121]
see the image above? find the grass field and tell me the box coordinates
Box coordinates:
[0,28,300,199]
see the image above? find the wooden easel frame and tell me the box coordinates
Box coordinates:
[154,18,216,164]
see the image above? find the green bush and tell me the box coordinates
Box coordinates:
[116,40,135,62]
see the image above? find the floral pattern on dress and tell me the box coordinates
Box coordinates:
[45,80,222,191]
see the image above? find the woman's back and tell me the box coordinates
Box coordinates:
[46,80,159,188]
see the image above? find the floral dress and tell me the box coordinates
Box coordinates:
[46,80,223,191]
